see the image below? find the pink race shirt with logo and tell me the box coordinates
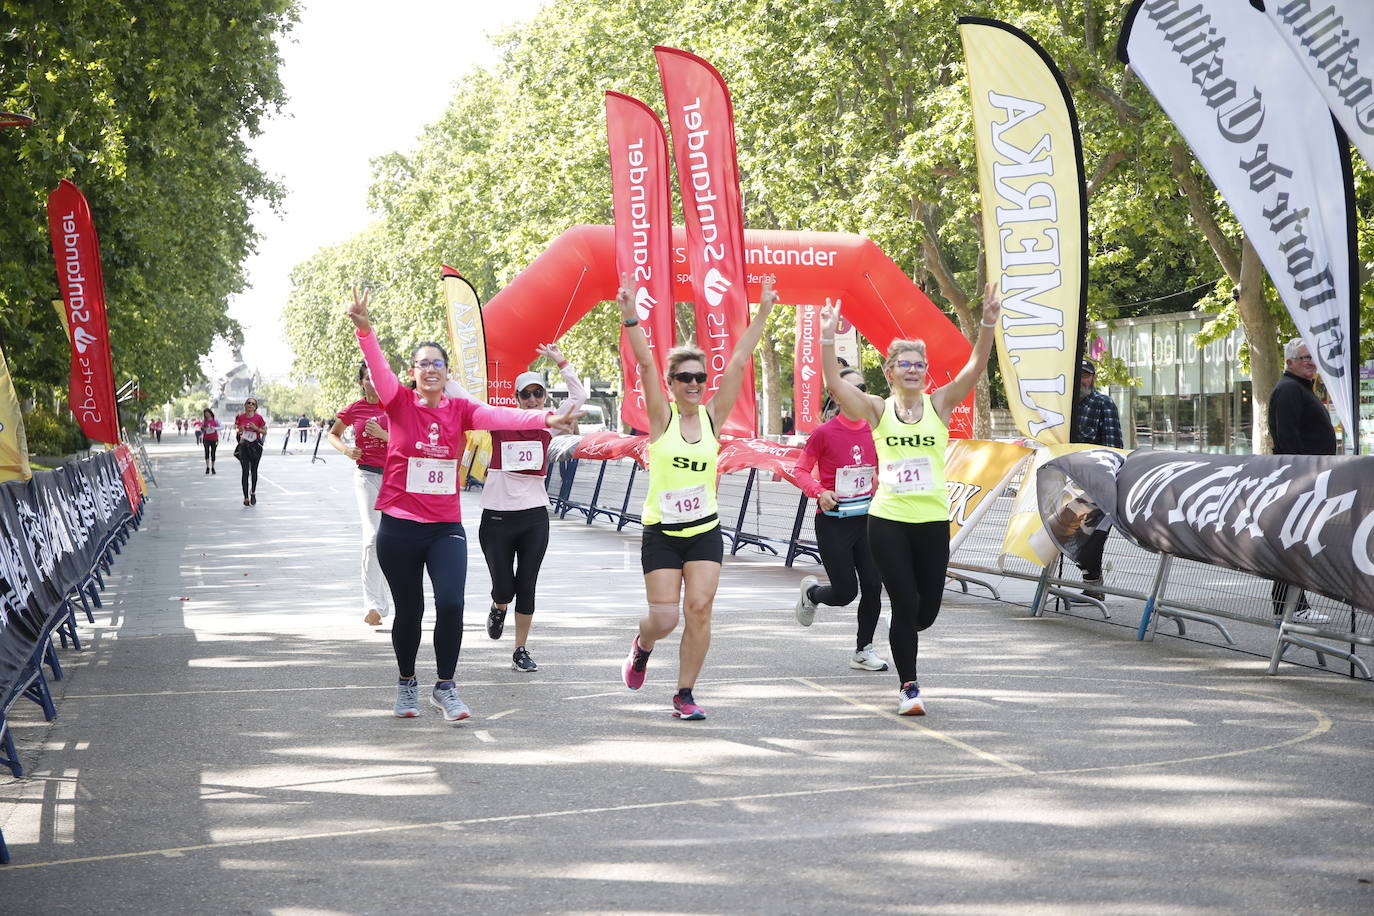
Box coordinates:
[795,414,878,509]
[336,399,389,467]
[358,330,547,523]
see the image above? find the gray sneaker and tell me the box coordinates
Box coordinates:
[795,575,819,627]
[393,677,420,718]
[849,644,889,671]
[430,682,471,723]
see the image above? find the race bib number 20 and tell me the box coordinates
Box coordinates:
[501,440,543,472]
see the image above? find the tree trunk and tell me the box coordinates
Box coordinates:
[1236,238,1282,454]
[759,332,781,437]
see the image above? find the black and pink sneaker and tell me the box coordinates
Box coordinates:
[672,690,706,720]
[622,635,651,690]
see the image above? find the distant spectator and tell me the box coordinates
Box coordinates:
[297,413,310,443]
[1071,359,1123,601]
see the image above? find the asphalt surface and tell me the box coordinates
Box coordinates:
[2,433,1372,914]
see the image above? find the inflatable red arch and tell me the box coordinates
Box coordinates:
[482,224,975,436]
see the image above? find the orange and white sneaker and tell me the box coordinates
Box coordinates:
[897,682,925,716]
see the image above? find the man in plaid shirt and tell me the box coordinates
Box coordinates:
[1076,360,1123,448]
[1072,360,1123,600]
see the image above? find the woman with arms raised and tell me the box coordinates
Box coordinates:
[347,287,580,724]
[819,285,1001,716]
[617,275,776,721]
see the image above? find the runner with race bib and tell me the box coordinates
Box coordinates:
[818,285,1001,717]
[479,346,586,673]
[791,366,888,673]
[617,273,776,721]
[347,286,581,724]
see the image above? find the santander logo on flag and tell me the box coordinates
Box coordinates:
[634,287,656,321]
[73,327,98,354]
[800,364,817,382]
[702,267,732,306]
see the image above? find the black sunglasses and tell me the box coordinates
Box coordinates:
[671,371,708,384]
[518,387,545,399]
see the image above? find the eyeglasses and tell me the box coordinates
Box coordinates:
[894,360,927,371]
[1292,355,1314,362]
[412,359,446,370]
[671,371,708,384]
[518,388,545,400]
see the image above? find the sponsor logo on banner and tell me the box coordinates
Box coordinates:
[606,92,676,435]
[657,46,757,437]
[1261,2,1374,166]
[1119,0,1359,446]
[1111,450,1374,609]
[961,18,1087,446]
[794,303,822,434]
[47,180,120,444]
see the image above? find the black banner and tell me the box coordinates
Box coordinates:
[1036,448,1127,566]
[1042,449,1374,609]
[0,451,134,711]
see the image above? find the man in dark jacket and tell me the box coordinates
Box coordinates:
[1267,338,1336,622]
[1268,339,1337,456]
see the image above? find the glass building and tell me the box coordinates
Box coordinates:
[1090,311,1254,454]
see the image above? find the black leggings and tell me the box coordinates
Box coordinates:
[867,516,949,685]
[203,440,217,466]
[375,514,469,680]
[237,441,263,498]
[478,506,549,615]
[811,512,882,650]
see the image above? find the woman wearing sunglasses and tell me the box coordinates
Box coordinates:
[616,274,777,720]
[347,287,582,723]
[479,343,585,674]
[791,366,888,674]
[819,285,1001,716]
[234,398,268,506]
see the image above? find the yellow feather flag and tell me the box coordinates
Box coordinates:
[0,343,32,481]
[442,266,491,484]
[960,17,1088,446]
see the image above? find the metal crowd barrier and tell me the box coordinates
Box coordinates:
[545,454,1372,682]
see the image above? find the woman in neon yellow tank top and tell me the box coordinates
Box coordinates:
[616,274,777,721]
[819,286,1002,717]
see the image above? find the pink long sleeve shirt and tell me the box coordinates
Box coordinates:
[794,414,878,511]
[358,329,548,523]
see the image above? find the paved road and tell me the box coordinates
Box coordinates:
[3,434,1372,914]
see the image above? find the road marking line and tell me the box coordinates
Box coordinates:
[1,771,1010,870]
[795,678,1034,775]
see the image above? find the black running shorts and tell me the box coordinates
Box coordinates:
[641,524,724,573]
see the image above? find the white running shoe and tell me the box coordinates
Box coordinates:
[430,682,471,723]
[897,682,925,716]
[1293,608,1331,625]
[849,644,889,671]
[795,575,819,627]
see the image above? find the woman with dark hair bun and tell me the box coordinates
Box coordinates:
[201,407,220,474]
[328,361,391,627]
[346,287,582,724]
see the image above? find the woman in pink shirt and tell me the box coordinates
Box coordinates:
[234,397,268,506]
[791,367,887,673]
[327,361,392,627]
[347,287,581,723]
[200,408,220,474]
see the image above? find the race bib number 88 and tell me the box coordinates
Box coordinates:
[406,457,458,495]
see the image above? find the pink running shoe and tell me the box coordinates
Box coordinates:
[622,635,651,690]
[672,692,706,720]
